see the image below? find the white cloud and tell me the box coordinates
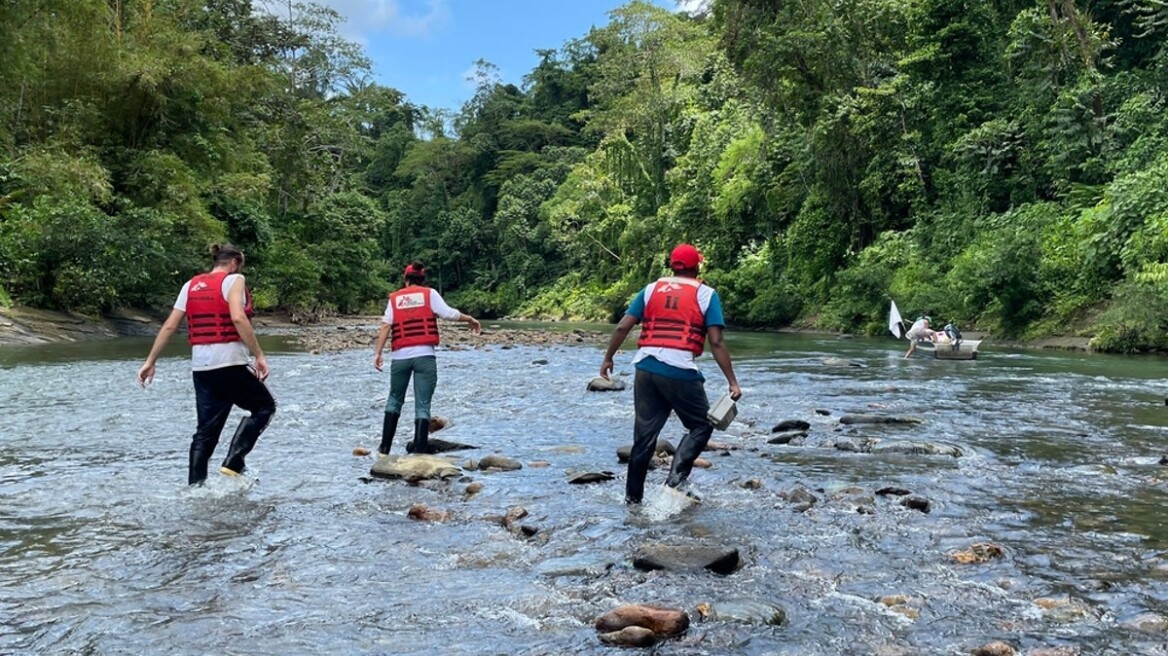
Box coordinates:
[676,0,711,16]
[311,0,450,38]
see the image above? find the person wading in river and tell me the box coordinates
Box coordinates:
[599,243,742,504]
[373,261,481,456]
[137,244,276,485]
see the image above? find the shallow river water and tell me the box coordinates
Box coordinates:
[3,327,1168,655]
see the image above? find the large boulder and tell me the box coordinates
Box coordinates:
[595,604,690,636]
[370,454,461,481]
[632,545,740,575]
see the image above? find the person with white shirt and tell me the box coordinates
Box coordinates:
[599,243,742,504]
[373,261,481,456]
[137,244,276,485]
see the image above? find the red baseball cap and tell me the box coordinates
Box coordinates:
[669,244,703,270]
[404,263,425,277]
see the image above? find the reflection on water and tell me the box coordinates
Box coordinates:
[3,331,1168,654]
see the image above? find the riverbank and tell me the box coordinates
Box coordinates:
[0,305,1091,352]
[0,306,612,350]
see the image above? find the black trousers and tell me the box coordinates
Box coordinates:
[626,369,712,503]
[190,365,276,484]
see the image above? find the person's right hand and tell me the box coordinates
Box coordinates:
[374,351,384,372]
[253,355,270,381]
[468,317,482,335]
[728,382,742,401]
[137,363,155,388]
[599,358,614,380]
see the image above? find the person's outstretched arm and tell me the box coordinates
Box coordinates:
[458,313,481,334]
[706,326,742,400]
[600,314,638,379]
[138,309,185,387]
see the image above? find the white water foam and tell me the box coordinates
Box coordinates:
[641,484,698,521]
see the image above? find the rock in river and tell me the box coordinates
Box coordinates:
[869,440,963,457]
[587,376,627,392]
[595,604,690,637]
[477,455,523,471]
[597,626,657,648]
[772,419,811,432]
[839,414,923,425]
[567,471,615,484]
[370,454,461,481]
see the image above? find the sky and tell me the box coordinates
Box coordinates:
[304,0,706,111]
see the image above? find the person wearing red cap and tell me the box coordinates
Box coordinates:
[600,243,742,504]
[373,260,481,455]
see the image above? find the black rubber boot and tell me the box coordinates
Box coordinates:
[188,443,214,486]
[665,426,712,489]
[406,418,431,454]
[220,414,271,476]
[377,412,400,456]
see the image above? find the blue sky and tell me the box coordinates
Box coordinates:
[309,0,704,111]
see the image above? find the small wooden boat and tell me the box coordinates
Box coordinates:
[890,300,982,360]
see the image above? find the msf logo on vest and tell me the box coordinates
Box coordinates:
[658,282,685,293]
[395,292,426,310]
[191,281,210,292]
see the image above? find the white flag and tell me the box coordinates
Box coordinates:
[889,301,903,339]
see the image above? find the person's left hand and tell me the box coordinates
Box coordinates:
[728,382,742,401]
[468,317,482,335]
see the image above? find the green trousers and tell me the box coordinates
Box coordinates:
[385,355,438,419]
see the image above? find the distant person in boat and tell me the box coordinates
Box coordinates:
[599,243,742,505]
[373,261,481,456]
[136,243,277,486]
[904,315,941,358]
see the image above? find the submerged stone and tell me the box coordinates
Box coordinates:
[768,430,808,445]
[701,598,786,626]
[632,545,740,575]
[840,414,923,425]
[869,440,962,457]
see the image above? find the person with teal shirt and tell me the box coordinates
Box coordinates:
[599,244,742,504]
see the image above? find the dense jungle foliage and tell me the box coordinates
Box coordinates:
[3,0,1168,351]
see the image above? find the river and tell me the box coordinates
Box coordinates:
[3,328,1168,655]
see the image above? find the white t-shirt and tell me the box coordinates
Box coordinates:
[381,288,463,360]
[631,279,716,372]
[907,319,932,341]
[175,273,252,371]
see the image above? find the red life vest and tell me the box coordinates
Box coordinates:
[186,271,253,345]
[389,285,440,349]
[637,276,707,355]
